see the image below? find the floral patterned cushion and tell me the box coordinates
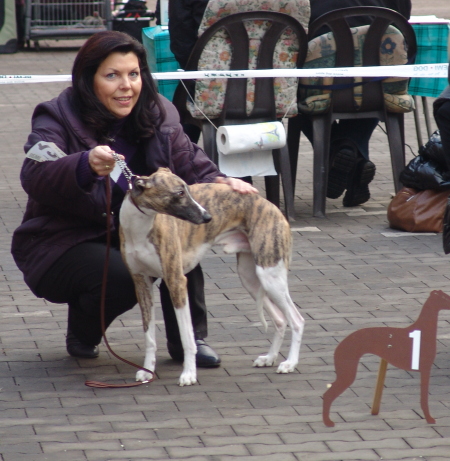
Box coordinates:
[187,0,310,120]
[297,24,415,115]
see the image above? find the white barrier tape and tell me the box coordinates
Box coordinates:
[155,63,449,80]
[1,63,448,84]
[0,75,72,84]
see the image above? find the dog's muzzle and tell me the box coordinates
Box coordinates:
[200,211,212,224]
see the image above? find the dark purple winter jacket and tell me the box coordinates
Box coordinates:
[11,87,223,295]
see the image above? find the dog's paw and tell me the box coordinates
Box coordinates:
[277,360,297,373]
[136,369,154,382]
[253,355,276,368]
[178,371,197,386]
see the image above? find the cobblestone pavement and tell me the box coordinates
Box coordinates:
[1,4,450,459]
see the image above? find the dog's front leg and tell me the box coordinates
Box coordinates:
[132,274,157,383]
[165,272,197,386]
[174,299,197,386]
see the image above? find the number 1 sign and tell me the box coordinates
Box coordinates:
[322,290,450,427]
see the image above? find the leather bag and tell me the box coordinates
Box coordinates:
[387,187,450,233]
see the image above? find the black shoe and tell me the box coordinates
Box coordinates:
[167,339,221,368]
[327,145,358,199]
[343,159,376,207]
[66,329,99,359]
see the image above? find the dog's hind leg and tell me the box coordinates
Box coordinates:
[255,294,289,368]
[237,253,286,368]
[133,274,157,383]
[256,261,305,373]
[275,293,304,374]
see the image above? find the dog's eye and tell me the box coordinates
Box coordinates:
[176,190,185,198]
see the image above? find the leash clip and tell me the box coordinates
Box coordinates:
[111,152,137,190]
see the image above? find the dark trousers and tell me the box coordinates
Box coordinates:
[300,116,379,159]
[35,242,208,347]
[434,98,450,172]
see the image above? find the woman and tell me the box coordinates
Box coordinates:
[11,31,257,364]
[434,68,450,172]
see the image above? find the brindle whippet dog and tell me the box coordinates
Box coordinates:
[119,168,304,386]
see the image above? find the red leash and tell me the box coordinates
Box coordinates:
[85,176,155,388]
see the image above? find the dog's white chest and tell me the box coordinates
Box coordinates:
[123,238,163,278]
[120,201,163,278]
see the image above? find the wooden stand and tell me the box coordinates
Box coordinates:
[371,358,388,415]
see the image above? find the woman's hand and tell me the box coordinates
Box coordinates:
[215,176,259,194]
[88,146,124,176]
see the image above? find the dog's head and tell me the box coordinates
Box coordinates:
[129,168,212,224]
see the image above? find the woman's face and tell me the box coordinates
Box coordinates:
[93,51,142,118]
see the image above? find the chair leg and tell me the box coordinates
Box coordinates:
[312,113,332,218]
[287,116,302,187]
[278,145,295,222]
[412,96,424,148]
[385,113,406,193]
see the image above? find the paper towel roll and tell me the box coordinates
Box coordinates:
[216,122,286,155]
[215,122,285,177]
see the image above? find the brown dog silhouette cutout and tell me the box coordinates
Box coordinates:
[323,290,450,427]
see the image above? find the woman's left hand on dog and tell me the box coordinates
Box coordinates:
[215,176,259,194]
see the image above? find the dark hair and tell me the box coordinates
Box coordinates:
[72,30,165,142]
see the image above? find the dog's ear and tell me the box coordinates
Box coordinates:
[132,177,147,192]
[157,167,172,174]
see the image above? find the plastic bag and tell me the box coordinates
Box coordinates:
[399,155,450,190]
[399,129,450,190]
[419,130,447,169]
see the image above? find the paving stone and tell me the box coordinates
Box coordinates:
[84,448,168,460]
[167,444,250,458]
[2,453,86,461]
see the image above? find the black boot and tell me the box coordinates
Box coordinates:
[327,143,358,199]
[343,158,376,207]
[167,339,221,368]
[66,329,99,359]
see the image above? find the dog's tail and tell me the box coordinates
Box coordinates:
[256,287,268,331]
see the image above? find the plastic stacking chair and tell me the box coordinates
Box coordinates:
[287,6,417,217]
[173,7,309,221]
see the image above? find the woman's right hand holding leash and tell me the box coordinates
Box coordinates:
[88,146,125,176]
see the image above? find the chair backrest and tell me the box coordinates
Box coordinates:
[197,0,310,33]
[183,3,309,120]
[298,6,417,115]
